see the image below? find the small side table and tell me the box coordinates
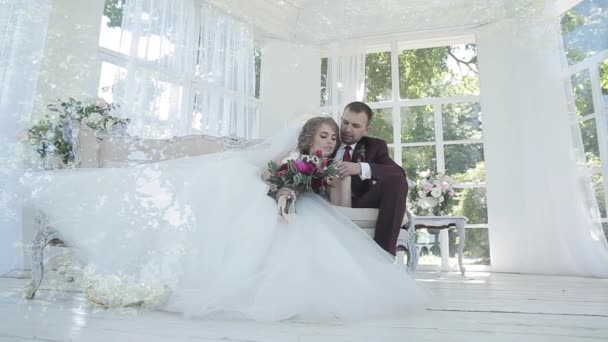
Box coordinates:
[409,216,468,276]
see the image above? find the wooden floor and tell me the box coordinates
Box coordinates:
[1,271,607,342]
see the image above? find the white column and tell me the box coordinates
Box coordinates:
[0,0,52,275]
[258,40,320,138]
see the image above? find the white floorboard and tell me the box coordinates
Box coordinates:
[1,271,607,342]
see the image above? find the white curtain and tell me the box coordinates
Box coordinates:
[0,0,52,274]
[103,0,196,139]
[477,10,608,277]
[190,4,257,139]
[325,43,366,120]
[103,0,257,139]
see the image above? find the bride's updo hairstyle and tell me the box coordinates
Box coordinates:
[297,117,340,155]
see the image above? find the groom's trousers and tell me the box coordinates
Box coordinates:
[352,175,409,256]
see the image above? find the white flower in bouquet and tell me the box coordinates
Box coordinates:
[418,169,432,178]
[418,190,426,198]
[89,112,103,125]
[439,196,444,202]
[430,187,442,198]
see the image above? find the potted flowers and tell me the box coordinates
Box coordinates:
[27,97,129,168]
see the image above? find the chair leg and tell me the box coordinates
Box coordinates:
[395,247,406,265]
[24,212,61,300]
[403,211,419,273]
[24,227,49,299]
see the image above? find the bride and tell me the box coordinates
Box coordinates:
[26,116,426,321]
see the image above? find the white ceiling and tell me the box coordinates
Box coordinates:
[210,0,546,43]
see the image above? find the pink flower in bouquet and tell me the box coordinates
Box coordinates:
[441,181,451,190]
[294,160,317,175]
[94,97,108,108]
[276,163,288,176]
[423,183,433,191]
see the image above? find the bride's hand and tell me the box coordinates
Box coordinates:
[276,187,296,201]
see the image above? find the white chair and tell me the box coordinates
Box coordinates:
[330,177,417,270]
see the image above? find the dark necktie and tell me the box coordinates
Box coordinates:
[342,146,352,162]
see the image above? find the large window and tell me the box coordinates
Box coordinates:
[321,38,490,268]
[561,0,608,237]
[97,0,261,139]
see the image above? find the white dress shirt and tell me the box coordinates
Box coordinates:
[335,143,372,180]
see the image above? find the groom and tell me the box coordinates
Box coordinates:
[334,102,408,256]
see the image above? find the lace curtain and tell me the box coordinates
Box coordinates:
[325,43,366,120]
[100,0,257,139]
[477,10,608,277]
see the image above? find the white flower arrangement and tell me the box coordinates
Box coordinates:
[413,169,455,215]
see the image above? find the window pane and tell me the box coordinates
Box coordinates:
[99,0,131,54]
[402,146,436,181]
[255,48,262,99]
[580,118,600,162]
[603,223,608,240]
[560,0,608,65]
[135,3,180,63]
[571,70,595,117]
[592,173,606,218]
[365,52,392,102]
[451,161,485,183]
[602,59,608,136]
[602,58,608,96]
[415,228,490,266]
[443,102,483,141]
[462,228,491,265]
[399,44,478,99]
[401,105,434,143]
[370,108,393,142]
[97,61,128,104]
[129,75,184,138]
[450,187,488,224]
[320,57,328,106]
[445,143,484,180]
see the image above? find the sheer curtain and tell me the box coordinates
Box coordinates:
[101,0,257,139]
[477,8,608,277]
[190,4,257,139]
[102,0,196,139]
[325,43,366,120]
[0,0,52,275]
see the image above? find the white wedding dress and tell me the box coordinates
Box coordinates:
[25,127,426,321]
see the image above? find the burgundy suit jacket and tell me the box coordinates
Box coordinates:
[338,136,406,199]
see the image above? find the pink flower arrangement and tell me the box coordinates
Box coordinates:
[413,169,455,215]
[266,150,338,198]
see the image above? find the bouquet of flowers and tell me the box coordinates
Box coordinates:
[266,150,338,221]
[413,169,455,216]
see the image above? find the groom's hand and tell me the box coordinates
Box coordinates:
[336,161,361,179]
